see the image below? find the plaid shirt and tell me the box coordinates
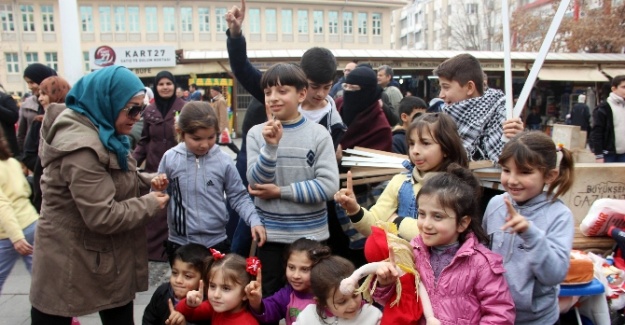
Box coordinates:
[443,88,507,162]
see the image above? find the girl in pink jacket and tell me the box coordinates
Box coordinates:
[375,165,515,324]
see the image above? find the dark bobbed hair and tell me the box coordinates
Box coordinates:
[417,163,488,244]
[309,255,355,321]
[498,131,575,201]
[433,53,484,96]
[284,237,331,266]
[300,47,337,84]
[171,243,211,279]
[261,63,309,91]
[176,101,219,140]
[407,113,469,171]
[399,96,428,117]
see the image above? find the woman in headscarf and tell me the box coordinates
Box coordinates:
[30,66,169,324]
[132,70,185,261]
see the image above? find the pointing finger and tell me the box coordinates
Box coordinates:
[168,298,175,313]
[346,171,353,195]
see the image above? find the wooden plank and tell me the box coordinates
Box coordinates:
[352,146,409,160]
[573,228,614,252]
[342,175,395,187]
[339,168,405,180]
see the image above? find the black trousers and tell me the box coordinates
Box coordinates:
[31,301,134,325]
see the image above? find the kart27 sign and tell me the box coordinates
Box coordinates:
[90,45,176,69]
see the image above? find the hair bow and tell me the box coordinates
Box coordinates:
[556,143,565,152]
[246,257,262,276]
[210,248,225,260]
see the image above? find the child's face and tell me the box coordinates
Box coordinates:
[207,270,247,314]
[613,80,625,99]
[38,92,50,109]
[500,158,557,204]
[408,128,444,173]
[264,84,306,121]
[286,251,313,292]
[417,194,469,247]
[182,127,217,156]
[305,79,333,107]
[170,259,202,300]
[324,289,363,320]
[438,77,476,105]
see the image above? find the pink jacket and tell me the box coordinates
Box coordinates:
[412,233,515,324]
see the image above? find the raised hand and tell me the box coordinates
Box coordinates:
[151,173,169,191]
[225,0,246,37]
[165,299,186,325]
[261,119,283,145]
[375,247,399,286]
[334,171,359,215]
[501,197,529,234]
[150,191,170,209]
[244,268,263,312]
[186,280,204,308]
[502,117,524,139]
[251,225,267,247]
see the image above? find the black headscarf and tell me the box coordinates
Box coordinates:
[341,66,382,126]
[23,63,57,85]
[152,71,177,117]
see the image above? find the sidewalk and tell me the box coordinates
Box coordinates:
[0,138,242,325]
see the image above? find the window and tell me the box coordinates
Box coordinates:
[215,8,227,32]
[466,3,478,14]
[180,7,192,32]
[83,51,90,72]
[358,12,367,35]
[25,52,38,65]
[128,6,139,32]
[41,5,54,32]
[313,10,323,34]
[1,4,15,32]
[281,9,292,34]
[145,7,157,33]
[297,10,308,34]
[469,24,478,37]
[79,6,93,32]
[114,6,125,32]
[343,12,352,35]
[249,8,260,33]
[45,52,58,71]
[198,7,210,32]
[265,9,276,33]
[328,11,338,34]
[20,5,34,32]
[164,7,175,32]
[99,6,111,32]
[5,53,19,73]
[372,13,381,35]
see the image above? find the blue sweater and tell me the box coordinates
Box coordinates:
[158,143,261,248]
[247,116,339,243]
[483,192,574,325]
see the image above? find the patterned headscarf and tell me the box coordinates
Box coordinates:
[39,76,71,104]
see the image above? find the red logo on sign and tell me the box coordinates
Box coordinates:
[94,46,116,67]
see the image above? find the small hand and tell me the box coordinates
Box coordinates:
[596,158,605,163]
[501,197,529,234]
[225,0,246,37]
[186,280,204,308]
[336,144,343,161]
[150,191,170,209]
[165,299,186,325]
[248,183,281,199]
[502,117,524,139]
[375,248,399,286]
[261,119,283,145]
[334,171,359,215]
[244,268,263,312]
[251,225,267,247]
[151,173,169,191]
[33,114,44,122]
[13,238,33,256]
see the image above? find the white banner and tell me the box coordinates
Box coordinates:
[90,45,176,69]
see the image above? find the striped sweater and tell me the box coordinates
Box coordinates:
[247,116,339,243]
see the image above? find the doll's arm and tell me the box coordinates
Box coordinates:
[340,262,393,294]
[418,281,440,325]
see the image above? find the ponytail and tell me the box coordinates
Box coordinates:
[548,146,575,201]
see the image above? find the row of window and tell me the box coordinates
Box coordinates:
[4,51,93,75]
[0,4,382,36]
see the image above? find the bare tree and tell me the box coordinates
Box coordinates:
[448,0,498,51]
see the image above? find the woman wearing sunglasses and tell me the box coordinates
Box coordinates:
[132,70,185,262]
[29,66,170,325]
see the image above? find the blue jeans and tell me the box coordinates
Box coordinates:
[604,153,625,163]
[0,221,36,294]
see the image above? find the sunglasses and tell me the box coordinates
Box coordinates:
[122,104,146,118]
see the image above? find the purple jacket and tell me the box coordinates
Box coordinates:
[249,285,314,325]
[412,233,515,325]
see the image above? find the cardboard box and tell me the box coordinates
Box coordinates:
[561,163,625,225]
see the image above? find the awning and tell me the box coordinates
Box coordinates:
[601,68,625,78]
[538,67,609,82]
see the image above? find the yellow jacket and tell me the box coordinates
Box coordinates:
[0,157,38,242]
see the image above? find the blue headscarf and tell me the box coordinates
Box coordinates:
[65,66,145,171]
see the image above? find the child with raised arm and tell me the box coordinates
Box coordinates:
[246,63,339,297]
[176,251,260,324]
[375,165,515,324]
[245,238,328,324]
[152,102,265,262]
[294,254,382,325]
[483,131,575,324]
[336,113,468,241]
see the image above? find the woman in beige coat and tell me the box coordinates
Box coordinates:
[30,66,169,324]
